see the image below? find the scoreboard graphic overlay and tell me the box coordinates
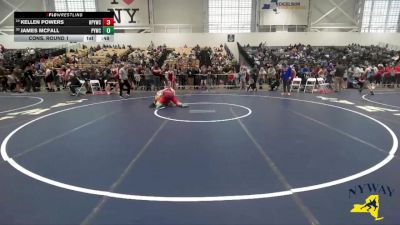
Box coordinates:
[14,12,114,42]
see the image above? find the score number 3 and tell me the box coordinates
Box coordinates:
[102,18,114,26]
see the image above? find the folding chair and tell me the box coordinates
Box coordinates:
[105,80,118,94]
[73,80,86,97]
[290,77,302,93]
[317,78,331,94]
[304,78,316,93]
[89,80,102,95]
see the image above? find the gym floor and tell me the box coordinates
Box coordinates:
[0,89,399,225]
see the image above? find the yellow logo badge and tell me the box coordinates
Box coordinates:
[351,195,384,221]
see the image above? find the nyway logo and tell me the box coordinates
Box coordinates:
[349,183,395,221]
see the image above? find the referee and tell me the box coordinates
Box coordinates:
[119,64,131,97]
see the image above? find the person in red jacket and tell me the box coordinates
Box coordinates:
[152,63,162,90]
[226,70,235,89]
[375,64,385,85]
[395,62,400,88]
[383,64,394,87]
[166,67,176,89]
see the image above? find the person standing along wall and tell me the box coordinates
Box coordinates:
[239,66,247,90]
[167,67,176,89]
[281,64,292,96]
[45,67,54,92]
[152,63,162,90]
[24,65,34,92]
[259,66,266,89]
[395,62,400,88]
[53,67,61,91]
[119,64,131,97]
[334,62,345,92]
[0,67,7,92]
[267,64,277,91]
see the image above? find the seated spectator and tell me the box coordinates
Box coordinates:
[7,72,18,92]
[266,64,276,89]
[69,74,81,96]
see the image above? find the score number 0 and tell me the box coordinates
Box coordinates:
[102,18,114,35]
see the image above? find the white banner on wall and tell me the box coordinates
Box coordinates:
[97,0,149,27]
[260,0,309,25]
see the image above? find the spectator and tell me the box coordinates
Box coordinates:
[259,66,267,89]
[166,67,176,89]
[119,64,131,97]
[281,63,292,96]
[227,70,235,89]
[267,64,277,90]
[152,63,162,90]
[69,74,81,96]
[45,67,55,92]
[134,65,144,90]
[239,66,247,90]
[395,62,400,88]
[128,65,135,89]
[143,66,152,91]
[0,67,7,92]
[383,64,394,87]
[178,68,187,89]
[200,65,208,89]
[53,67,61,91]
[7,72,17,92]
[334,62,345,92]
[375,64,385,85]
[24,65,34,92]
[208,65,216,88]
[247,65,258,92]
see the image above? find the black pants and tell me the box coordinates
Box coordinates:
[179,76,187,87]
[358,81,366,93]
[69,85,80,94]
[383,76,393,86]
[9,83,16,91]
[269,79,279,91]
[99,78,105,90]
[1,80,7,91]
[395,73,400,87]
[25,79,32,92]
[55,77,61,91]
[282,79,290,92]
[119,80,131,96]
[153,76,161,90]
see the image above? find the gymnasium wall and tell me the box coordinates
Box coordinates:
[152,0,207,32]
[310,0,357,25]
[0,0,44,27]
[259,0,309,26]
